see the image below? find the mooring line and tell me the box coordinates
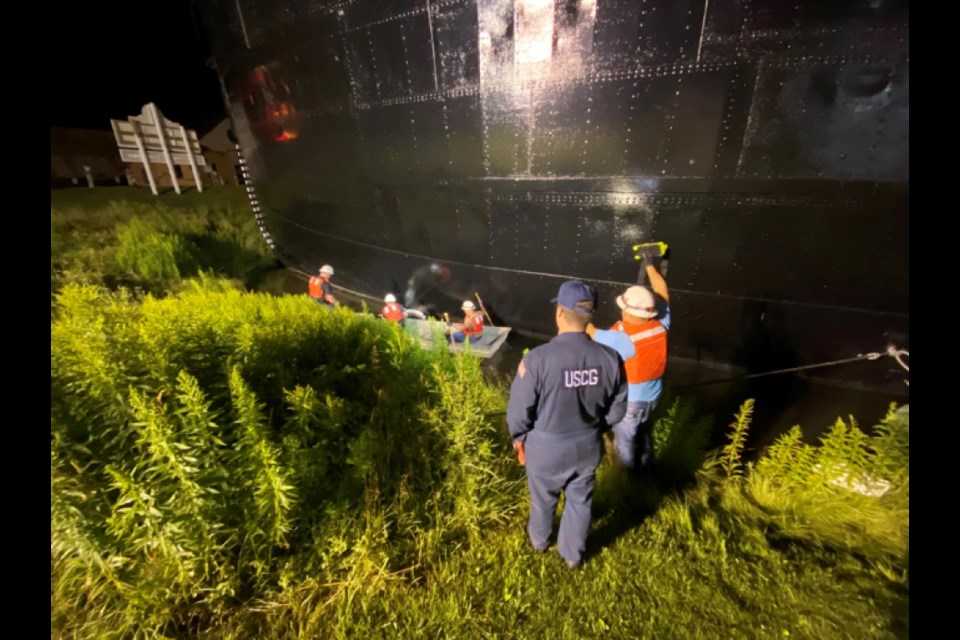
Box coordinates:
[679,345,909,388]
[285,265,910,388]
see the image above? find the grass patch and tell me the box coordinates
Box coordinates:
[51,186,276,294]
[51,185,252,211]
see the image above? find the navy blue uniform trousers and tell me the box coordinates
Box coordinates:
[524,430,603,564]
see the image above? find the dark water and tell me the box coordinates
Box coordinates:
[494,334,906,455]
[254,268,908,452]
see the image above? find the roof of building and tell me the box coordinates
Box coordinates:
[200,118,235,153]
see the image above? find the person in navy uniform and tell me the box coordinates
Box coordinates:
[506,280,628,570]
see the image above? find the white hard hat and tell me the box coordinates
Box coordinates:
[616,286,657,319]
[461,300,476,311]
[384,293,396,303]
[319,264,334,275]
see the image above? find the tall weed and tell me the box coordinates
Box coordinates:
[51,285,517,637]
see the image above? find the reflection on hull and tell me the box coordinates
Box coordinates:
[200,0,909,393]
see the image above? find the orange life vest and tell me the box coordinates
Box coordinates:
[611,319,667,384]
[463,314,484,336]
[382,302,405,322]
[308,276,323,298]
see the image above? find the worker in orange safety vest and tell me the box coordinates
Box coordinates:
[449,300,484,343]
[587,258,670,472]
[309,265,337,307]
[381,293,406,326]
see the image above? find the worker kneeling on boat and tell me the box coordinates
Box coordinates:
[381,293,406,327]
[450,300,484,343]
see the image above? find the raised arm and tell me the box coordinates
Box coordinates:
[645,262,669,304]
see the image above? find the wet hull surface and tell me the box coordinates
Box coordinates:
[201,0,909,394]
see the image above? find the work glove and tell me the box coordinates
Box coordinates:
[513,440,526,466]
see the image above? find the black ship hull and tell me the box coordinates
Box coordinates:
[200,0,909,392]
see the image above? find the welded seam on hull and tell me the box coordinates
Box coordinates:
[351,61,740,110]
[705,24,907,47]
[466,177,905,203]
[483,191,864,208]
[355,86,481,110]
[735,62,764,177]
[339,0,467,34]
[234,0,250,49]
[258,208,907,318]
[306,1,356,17]
[655,75,684,178]
[347,5,428,32]
[426,0,440,93]
[248,0,357,34]
[336,5,369,151]
[696,0,710,63]
[349,52,876,112]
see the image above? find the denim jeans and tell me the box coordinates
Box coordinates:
[611,400,657,470]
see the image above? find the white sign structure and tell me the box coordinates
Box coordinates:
[111,103,206,195]
[117,148,205,165]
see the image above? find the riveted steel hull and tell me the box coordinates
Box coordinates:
[200,0,908,392]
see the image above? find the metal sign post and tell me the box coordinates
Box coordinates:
[150,103,180,194]
[179,124,203,192]
[130,119,158,195]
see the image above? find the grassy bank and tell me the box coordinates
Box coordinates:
[50,189,908,638]
[51,186,276,295]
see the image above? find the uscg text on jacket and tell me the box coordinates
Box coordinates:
[563,369,600,388]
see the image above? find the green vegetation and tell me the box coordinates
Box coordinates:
[51,188,908,638]
[52,280,518,637]
[51,186,276,294]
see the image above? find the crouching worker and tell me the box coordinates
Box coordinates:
[381,293,406,327]
[450,300,484,343]
[309,264,337,307]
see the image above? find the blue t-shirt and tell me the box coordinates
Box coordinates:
[592,304,670,402]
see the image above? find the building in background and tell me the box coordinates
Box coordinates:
[200,118,243,186]
[112,103,215,195]
[51,128,125,187]
[52,109,243,191]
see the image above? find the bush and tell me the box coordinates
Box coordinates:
[712,401,909,562]
[51,284,518,637]
[51,191,275,296]
[115,217,198,283]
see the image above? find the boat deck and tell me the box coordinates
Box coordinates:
[404,318,512,359]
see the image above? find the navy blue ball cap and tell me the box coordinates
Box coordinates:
[551,280,597,315]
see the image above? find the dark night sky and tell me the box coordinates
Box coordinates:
[50,0,226,135]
